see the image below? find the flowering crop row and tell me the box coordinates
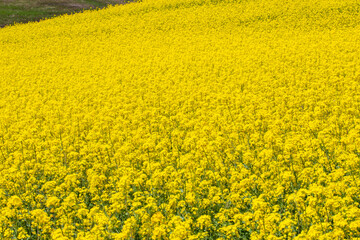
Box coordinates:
[1,0,360,239]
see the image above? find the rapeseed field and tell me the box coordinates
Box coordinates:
[1,0,360,239]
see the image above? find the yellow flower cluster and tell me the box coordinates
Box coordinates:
[1,0,360,239]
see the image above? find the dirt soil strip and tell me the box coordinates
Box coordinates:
[0,0,134,28]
